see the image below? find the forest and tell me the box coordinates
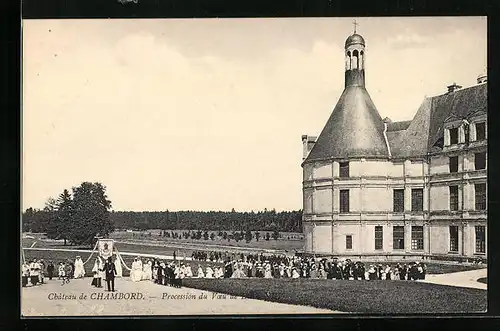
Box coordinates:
[23,208,303,234]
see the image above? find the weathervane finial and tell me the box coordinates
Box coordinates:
[353,19,358,34]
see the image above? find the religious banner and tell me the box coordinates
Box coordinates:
[97,239,114,259]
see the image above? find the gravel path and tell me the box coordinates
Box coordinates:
[419,268,487,290]
[21,277,339,316]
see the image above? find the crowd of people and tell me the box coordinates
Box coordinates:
[189,252,428,281]
[21,256,88,287]
[22,250,429,290]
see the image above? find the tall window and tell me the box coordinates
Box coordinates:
[346,235,353,250]
[475,183,487,210]
[476,122,486,141]
[474,152,486,170]
[475,226,486,253]
[411,188,423,212]
[449,186,459,211]
[449,156,458,173]
[339,162,349,178]
[393,189,405,213]
[375,226,383,250]
[393,226,405,250]
[411,226,424,250]
[449,226,458,252]
[450,127,459,145]
[340,190,349,213]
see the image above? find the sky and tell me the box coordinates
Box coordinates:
[22,17,487,212]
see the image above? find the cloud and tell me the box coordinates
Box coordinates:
[386,28,429,49]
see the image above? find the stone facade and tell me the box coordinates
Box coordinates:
[301,32,487,261]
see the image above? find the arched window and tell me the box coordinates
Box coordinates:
[353,50,359,69]
[360,50,364,69]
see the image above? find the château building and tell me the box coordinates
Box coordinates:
[301,30,487,261]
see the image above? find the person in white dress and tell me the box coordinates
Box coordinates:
[291,267,300,279]
[114,254,123,278]
[91,257,104,288]
[205,266,214,278]
[197,266,204,278]
[185,264,193,278]
[73,256,84,278]
[130,258,142,282]
[29,259,41,286]
[264,263,273,278]
[142,260,153,280]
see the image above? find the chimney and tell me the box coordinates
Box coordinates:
[447,82,462,93]
[302,135,317,161]
[477,73,487,84]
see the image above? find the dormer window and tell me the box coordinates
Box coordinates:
[449,127,459,145]
[476,122,486,141]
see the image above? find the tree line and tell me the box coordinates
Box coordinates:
[24,203,303,236]
[109,209,302,232]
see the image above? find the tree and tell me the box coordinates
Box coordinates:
[255,231,260,242]
[203,231,209,240]
[265,232,270,241]
[50,189,73,245]
[272,230,279,241]
[210,233,215,241]
[69,182,113,245]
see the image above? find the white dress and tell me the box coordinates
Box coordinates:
[185,266,193,278]
[114,256,123,277]
[197,267,204,278]
[131,261,142,282]
[205,267,213,278]
[74,258,85,278]
[142,262,152,280]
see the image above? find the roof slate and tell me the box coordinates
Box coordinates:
[387,83,487,158]
[304,86,390,163]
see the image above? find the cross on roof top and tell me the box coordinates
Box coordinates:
[353,19,358,34]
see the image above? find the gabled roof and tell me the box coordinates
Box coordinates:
[304,86,390,163]
[387,82,487,158]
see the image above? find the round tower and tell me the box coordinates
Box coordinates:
[344,30,366,88]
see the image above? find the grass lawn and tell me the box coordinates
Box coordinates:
[182,278,487,314]
[109,232,305,251]
[477,277,487,284]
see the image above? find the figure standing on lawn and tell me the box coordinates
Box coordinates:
[91,257,103,288]
[46,261,55,280]
[103,256,117,292]
[58,262,65,280]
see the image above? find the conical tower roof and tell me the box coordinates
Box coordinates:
[303,30,390,163]
[304,86,389,162]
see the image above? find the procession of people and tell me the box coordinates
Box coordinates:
[22,248,429,291]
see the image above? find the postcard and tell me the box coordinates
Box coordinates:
[21,16,487,316]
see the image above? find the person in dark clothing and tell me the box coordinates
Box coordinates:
[224,261,233,278]
[69,261,75,279]
[103,257,117,292]
[408,263,416,280]
[46,261,55,280]
[421,263,427,280]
